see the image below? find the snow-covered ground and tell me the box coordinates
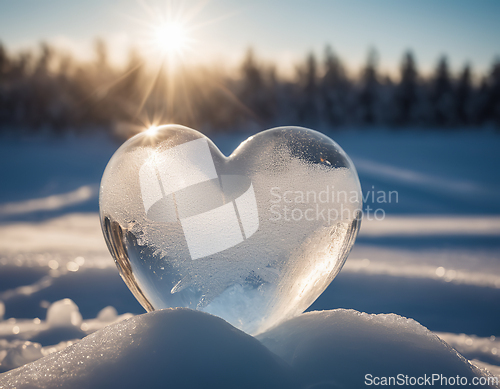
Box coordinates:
[0,129,499,384]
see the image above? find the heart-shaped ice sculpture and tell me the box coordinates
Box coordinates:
[100,125,361,334]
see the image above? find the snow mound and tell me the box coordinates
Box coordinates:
[96,306,118,322]
[257,309,498,388]
[0,299,131,372]
[1,341,43,371]
[46,299,82,328]
[0,308,294,389]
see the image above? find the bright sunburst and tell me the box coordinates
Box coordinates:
[117,0,241,131]
[154,21,188,56]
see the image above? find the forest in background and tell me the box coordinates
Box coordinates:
[0,40,499,138]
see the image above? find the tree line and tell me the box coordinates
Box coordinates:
[0,40,499,138]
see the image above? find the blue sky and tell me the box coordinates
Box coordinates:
[0,0,499,76]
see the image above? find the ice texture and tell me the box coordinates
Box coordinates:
[99,125,362,334]
[1,308,496,389]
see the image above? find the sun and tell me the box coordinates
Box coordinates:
[154,21,188,57]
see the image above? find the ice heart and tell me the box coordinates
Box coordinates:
[99,125,362,334]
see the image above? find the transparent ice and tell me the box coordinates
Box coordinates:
[99,125,362,334]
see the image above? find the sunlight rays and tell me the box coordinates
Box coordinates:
[99,1,255,134]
